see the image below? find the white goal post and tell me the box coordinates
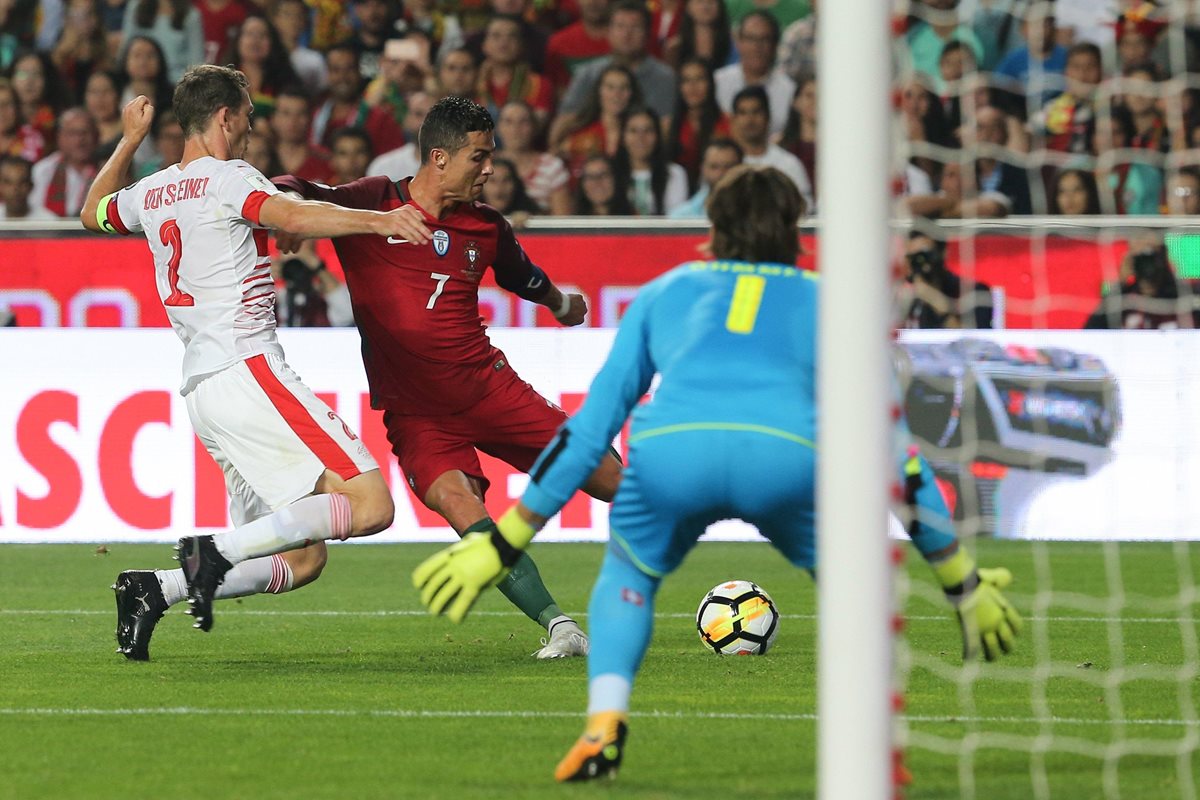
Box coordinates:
[816,1,895,799]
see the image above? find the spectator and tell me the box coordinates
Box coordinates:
[554,63,641,177]
[778,75,816,202]
[328,127,373,185]
[613,106,687,215]
[1091,104,1162,215]
[1166,167,1200,216]
[648,0,682,60]
[1122,62,1168,154]
[311,45,406,155]
[435,46,480,100]
[544,0,610,96]
[728,85,813,210]
[0,153,53,219]
[669,0,733,70]
[135,108,183,178]
[1030,42,1102,154]
[7,52,62,145]
[273,87,335,183]
[52,0,112,100]
[714,11,795,135]
[992,0,1067,109]
[0,79,45,162]
[393,0,465,65]
[666,56,731,192]
[482,155,541,223]
[725,0,809,30]
[367,89,432,181]
[936,40,975,133]
[573,152,634,214]
[476,14,554,125]
[465,0,549,73]
[273,241,355,328]
[271,0,328,95]
[83,69,122,152]
[1049,167,1101,215]
[1085,236,1200,329]
[364,36,433,128]
[668,136,742,218]
[233,14,300,119]
[120,0,203,82]
[117,35,174,115]
[195,0,248,65]
[243,127,283,177]
[901,230,993,329]
[971,105,1032,215]
[559,1,676,122]
[905,0,983,92]
[29,107,96,217]
[1114,5,1167,74]
[496,99,572,214]
[778,0,816,83]
[344,0,397,82]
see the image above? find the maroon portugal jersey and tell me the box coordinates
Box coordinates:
[273,176,551,414]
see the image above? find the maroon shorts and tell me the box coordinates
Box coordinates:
[382,367,568,500]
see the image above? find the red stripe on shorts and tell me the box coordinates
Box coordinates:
[245,354,362,480]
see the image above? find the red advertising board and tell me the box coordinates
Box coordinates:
[0,232,1124,329]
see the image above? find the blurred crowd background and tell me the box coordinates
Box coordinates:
[3,0,1199,225]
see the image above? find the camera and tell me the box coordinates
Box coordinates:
[281,258,316,290]
[907,247,946,281]
[1130,246,1171,286]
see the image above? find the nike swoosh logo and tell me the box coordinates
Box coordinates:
[386,237,410,244]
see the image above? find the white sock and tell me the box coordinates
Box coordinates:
[154,556,294,607]
[547,614,575,634]
[155,569,188,606]
[213,494,351,564]
[588,674,632,715]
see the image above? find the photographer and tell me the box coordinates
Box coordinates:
[1084,235,1200,329]
[901,231,994,329]
[273,241,355,327]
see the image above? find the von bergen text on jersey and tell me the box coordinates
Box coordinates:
[142,177,211,210]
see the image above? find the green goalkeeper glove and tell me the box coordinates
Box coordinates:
[412,507,537,623]
[934,547,1023,662]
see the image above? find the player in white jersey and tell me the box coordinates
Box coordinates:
[80,64,434,660]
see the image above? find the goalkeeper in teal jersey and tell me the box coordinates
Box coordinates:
[413,166,1022,782]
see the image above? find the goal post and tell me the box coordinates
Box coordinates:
[816,1,896,799]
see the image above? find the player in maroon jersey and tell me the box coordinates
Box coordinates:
[274,96,622,658]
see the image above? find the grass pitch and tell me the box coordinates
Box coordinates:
[0,540,1197,799]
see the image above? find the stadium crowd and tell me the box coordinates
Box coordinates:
[2,0,1199,224]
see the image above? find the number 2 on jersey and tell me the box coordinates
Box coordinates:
[427,272,451,309]
[725,274,766,334]
[159,219,195,307]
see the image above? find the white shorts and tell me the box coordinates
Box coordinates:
[187,353,377,522]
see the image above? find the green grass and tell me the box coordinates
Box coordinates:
[0,540,1197,799]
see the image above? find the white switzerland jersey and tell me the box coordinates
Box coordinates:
[105,157,283,394]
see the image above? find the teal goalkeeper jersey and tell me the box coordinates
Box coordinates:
[522,260,816,518]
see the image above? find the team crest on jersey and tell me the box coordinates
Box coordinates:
[432,229,450,256]
[463,241,480,272]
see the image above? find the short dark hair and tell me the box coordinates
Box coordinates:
[330,126,373,157]
[418,95,494,163]
[705,137,743,161]
[707,166,804,264]
[0,154,32,177]
[173,65,249,137]
[611,0,650,29]
[732,85,769,114]
[1067,41,1101,65]
[738,10,780,45]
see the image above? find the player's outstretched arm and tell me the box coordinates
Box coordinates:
[931,545,1023,662]
[542,286,587,327]
[80,96,154,233]
[257,193,433,244]
[412,505,538,623]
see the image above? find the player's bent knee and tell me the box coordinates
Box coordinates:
[350,491,395,536]
[285,542,328,587]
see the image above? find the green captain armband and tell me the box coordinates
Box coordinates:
[96,192,120,234]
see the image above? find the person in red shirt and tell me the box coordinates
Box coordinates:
[273,87,336,184]
[275,96,622,659]
[544,0,612,97]
[311,45,406,155]
[476,14,555,127]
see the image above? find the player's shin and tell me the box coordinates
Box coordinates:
[586,550,660,707]
[463,518,562,625]
[213,494,352,564]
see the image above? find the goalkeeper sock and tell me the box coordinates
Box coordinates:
[154,555,294,606]
[586,548,660,690]
[463,518,563,625]
[214,494,352,564]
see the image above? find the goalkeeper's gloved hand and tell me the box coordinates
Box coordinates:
[934,547,1022,662]
[411,507,536,623]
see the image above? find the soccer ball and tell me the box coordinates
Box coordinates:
[696,580,780,655]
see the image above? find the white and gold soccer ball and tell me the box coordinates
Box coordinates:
[696,580,780,655]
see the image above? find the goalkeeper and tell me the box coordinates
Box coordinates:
[413,165,1022,782]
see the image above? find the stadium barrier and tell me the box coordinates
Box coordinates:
[0,327,1196,543]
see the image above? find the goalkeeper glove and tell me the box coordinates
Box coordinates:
[934,547,1022,662]
[411,507,537,623]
